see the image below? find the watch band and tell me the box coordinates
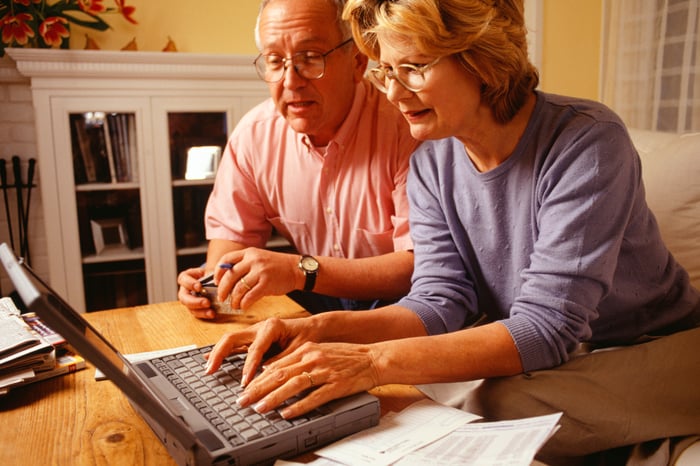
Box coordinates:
[299,255,319,292]
[303,269,317,292]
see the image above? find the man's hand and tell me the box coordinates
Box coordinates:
[177,267,217,319]
[212,248,301,311]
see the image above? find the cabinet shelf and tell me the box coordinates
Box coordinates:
[82,247,145,264]
[76,182,140,191]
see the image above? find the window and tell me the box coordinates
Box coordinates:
[601,0,700,132]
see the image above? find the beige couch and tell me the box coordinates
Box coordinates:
[631,129,700,290]
[629,129,700,465]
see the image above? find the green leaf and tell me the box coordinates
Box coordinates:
[60,6,111,31]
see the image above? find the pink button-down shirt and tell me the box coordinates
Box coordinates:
[205,80,418,259]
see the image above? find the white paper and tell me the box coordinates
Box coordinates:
[394,412,562,466]
[94,344,197,380]
[315,399,481,466]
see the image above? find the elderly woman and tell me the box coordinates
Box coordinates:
[206,0,700,463]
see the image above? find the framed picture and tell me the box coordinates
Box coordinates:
[184,145,221,180]
[90,218,129,254]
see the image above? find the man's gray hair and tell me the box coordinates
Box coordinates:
[254,0,351,51]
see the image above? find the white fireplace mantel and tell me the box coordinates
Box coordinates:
[6,48,264,91]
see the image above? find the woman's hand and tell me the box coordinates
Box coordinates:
[235,341,381,420]
[205,316,322,387]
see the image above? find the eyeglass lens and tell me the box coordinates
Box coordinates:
[254,38,353,83]
[255,53,326,82]
[368,57,442,93]
[369,67,424,93]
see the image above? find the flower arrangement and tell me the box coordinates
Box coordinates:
[0,0,137,57]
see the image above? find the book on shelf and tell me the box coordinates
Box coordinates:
[71,112,137,184]
[0,297,86,395]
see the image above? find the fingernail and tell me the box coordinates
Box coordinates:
[253,400,267,413]
[204,359,212,373]
[236,393,250,407]
[240,374,249,387]
[280,408,292,420]
[219,263,234,270]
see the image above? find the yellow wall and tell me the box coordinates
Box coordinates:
[70,0,260,55]
[69,0,602,100]
[541,0,602,100]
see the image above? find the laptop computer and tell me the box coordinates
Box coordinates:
[0,243,380,466]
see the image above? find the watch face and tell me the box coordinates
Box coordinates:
[301,256,319,272]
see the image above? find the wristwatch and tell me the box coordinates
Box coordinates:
[298,255,319,292]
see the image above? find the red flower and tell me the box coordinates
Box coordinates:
[77,0,107,15]
[114,0,137,25]
[0,13,35,46]
[39,16,70,47]
[13,0,42,6]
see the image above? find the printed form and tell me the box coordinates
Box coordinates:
[277,399,561,466]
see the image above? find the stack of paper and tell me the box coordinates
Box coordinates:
[278,399,561,466]
[0,297,86,395]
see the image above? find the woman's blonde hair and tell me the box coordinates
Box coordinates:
[343,0,539,124]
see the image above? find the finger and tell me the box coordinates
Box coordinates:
[277,385,342,420]
[177,268,207,293]
[205,329,255,374]
[239,276,265,310]
[229,275,257,310]
[214,250,244,283]
[189,308,217,320]
[245,369,319,415]
[216,266,239,302]
[240,318,286,386]
[178,287,216,320]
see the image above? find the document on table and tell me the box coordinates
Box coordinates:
[316,399,481,465]
[276,399,561,466]
[394,411,562,465]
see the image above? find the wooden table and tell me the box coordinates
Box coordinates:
[0,297,425,465]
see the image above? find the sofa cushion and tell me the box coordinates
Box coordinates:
[629,129,700,289]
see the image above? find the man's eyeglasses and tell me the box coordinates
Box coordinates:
[368,56,442,93]
[254,38,354,83]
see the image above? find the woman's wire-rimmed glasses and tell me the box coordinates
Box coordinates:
[254,38,354,83]
[368,56,442,93]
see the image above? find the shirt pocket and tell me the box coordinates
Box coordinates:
[354,227,395,257]
[268,216,305,251]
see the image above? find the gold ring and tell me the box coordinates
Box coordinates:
[302,371,314,387]
[240,277,252,290]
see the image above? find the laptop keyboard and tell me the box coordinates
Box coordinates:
[150,346,324,445]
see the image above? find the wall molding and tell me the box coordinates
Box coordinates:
[6,48,260,82]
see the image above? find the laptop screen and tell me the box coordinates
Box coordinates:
[0,243,198,451]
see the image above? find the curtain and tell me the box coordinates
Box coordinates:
[601,0,700,133]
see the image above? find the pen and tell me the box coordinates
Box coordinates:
[198,273,214,285]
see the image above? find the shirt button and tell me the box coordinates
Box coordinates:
[326,208,333,215]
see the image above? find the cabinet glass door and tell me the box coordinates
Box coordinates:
[69,111,147,311]
[167,111,228,272]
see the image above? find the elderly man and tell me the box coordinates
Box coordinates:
[177,0,418,317]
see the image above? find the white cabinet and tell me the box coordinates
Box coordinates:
[9,49,269,312]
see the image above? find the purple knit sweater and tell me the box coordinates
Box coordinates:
[398,91,699,371]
